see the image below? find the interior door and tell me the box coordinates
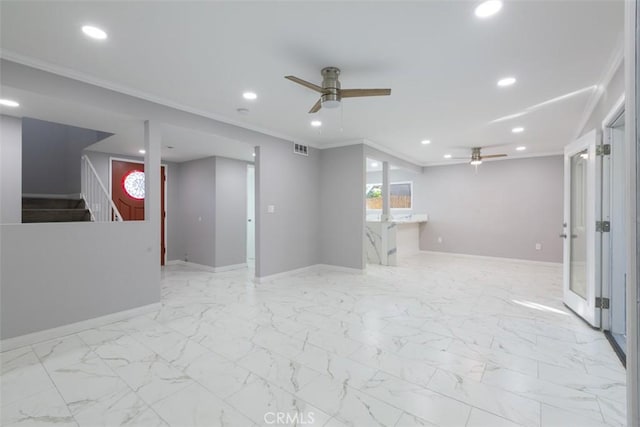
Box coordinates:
[112,160,166,265]
[246,165,255,260]
[563,130,600,326]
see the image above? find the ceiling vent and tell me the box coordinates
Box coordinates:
[293,143,309,156]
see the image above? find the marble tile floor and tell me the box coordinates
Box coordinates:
[1,253,626,427]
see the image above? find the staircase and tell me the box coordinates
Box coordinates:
[22,197,92,223]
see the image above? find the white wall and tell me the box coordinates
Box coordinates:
[0,115,21,224]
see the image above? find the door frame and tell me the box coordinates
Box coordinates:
[109,156,169,265]
[563,130,600,327]
[601,95,626,332]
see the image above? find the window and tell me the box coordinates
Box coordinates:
[365,181,412,210]
[122,170,145,200]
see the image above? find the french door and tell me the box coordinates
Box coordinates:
[563,130,600,327]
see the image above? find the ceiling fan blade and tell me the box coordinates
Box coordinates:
[340,88,391,98]
[480,154,508,159]
[308,99,322,114]
[285,76,325,93]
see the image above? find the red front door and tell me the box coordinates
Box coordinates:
[112,160,166,265]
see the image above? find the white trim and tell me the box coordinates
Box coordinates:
[255,265,321,283]
[255,263,366,283]
[420,250,562,267]
[166,260,248,273]
[0,303,160,352]
[213,263,248,273]
[316,264,366,274]
[602,94,626,130]
[0,50,316,149]
[574,36,624,139]
[22,193,81,199]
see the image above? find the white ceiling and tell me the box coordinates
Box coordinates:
[0,1,624,165]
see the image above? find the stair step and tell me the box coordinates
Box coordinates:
[22,209,91,223]
[22,197,86,210]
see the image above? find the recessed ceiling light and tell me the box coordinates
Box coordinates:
[139,149,146,154]
[475,0,503,18]
[497,77,516,87]
[371,162,379,168]
[243,92,257,100]
[512,127,524,133]
[444,154,452,159]
[421,140,431,145]
[0,99,19,107]
[82,25,107,40]
[311,120,322,127]
[516,146,526,151]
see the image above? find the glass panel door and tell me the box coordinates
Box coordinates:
[570,150,589,299]
[563,130,599,327]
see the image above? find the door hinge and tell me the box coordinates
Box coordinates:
[596,221,611,232]
[595,297,610,309]
[596,144,611,156]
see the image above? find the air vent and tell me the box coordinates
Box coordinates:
[293,143,309,156]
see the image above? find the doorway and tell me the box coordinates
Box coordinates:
[247,165,255,263]
[111,159,167,265]
[603,98,626,356]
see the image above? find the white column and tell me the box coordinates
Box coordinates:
[381,161,390,221]
[144,120,161,270]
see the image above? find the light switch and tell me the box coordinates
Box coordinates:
[198,216,202,222]
[535,243,542,250]
[267,205,275,213]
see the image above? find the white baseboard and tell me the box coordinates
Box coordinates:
[1,302,160,352]
[420,250,562,267]
[166,260,247,273]
[22,193,81,199]
[255,263,365,283]
[316,264,366,275]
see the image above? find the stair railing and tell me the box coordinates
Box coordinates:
[80,155,123,222]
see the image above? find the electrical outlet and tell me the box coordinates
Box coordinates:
[437,237,443,243]
[535,243,542,250]
[267,205,275,213]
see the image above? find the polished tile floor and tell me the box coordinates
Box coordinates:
[1,253,626,426]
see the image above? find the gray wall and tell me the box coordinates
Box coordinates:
[22,118,110,195]
[319,145,366,269]
[0,221,160,339]
[256,141,320,277]
[214,157,248,267]
[580,62,624,136]
[419,155,564,263]
[0,115,22,224]
[175,157,216,266]
[0,120,162,340]
[167,156,247,268]
[2,60,325,279]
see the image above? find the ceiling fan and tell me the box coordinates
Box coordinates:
[285,67,391,113]
[452,147,508,165]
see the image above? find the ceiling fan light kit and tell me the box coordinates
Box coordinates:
[285,67,391,113]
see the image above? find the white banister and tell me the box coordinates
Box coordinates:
[81,155,123,222]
